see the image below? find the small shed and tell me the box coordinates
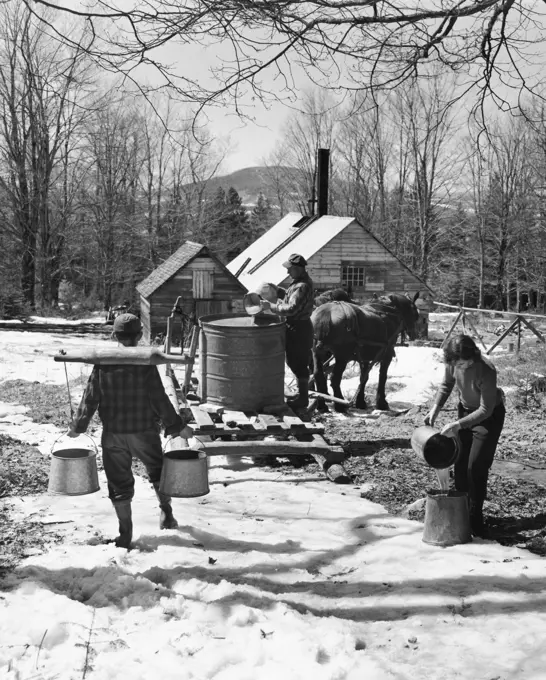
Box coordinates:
[228,213,433,302]
[136,241,248,343]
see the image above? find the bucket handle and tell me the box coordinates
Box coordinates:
[163,434,206,454]
[51,431,98,455]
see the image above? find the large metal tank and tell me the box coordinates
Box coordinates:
[198,313,286,411]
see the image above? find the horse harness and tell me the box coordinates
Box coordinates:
[339,301,404,349]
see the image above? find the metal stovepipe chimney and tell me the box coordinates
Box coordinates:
[316,148,330,217]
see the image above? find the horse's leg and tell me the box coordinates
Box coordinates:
[354,354,372,410]
[329,348,351,412]
[376,346,395,410]
[312,344,329,412]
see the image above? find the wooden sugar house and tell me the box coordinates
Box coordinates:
[137,241,248,344]
[228,150,433,304]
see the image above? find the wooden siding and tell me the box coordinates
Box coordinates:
[141,254,247,340]
[306,222,425,301]
[193,270,214,299]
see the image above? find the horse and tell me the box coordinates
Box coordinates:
[311,292,420,412]
[314,288,354,307]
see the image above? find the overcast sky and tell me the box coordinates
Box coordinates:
[143,33,311,173]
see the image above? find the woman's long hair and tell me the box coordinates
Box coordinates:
[443,334,481,364]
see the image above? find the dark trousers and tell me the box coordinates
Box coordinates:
[286,319,313,379]
[101,428,163,503]
[454,402,505,518]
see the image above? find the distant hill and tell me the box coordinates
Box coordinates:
[194,166,296,207]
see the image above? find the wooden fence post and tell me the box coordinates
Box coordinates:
[485,317,520,355]
[440,309,463,349]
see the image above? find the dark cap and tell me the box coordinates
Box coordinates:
[113,313,142,334]
[282,253,307,268]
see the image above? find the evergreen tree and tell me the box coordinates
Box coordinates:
[200,187,229,257]
[225,187,250,261]
[250,192,273,238]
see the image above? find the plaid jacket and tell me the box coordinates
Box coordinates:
[73,365,182,436]
[276,272,314,320]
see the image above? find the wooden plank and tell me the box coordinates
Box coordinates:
[519,315,546,343]
[182,324,200,394]
[485,316,520,355]
[257,414,289,432]
[463,311,487,350]
[222,410,254,429]
[308,390,351,407]
[302,423,325,434]
[163,365,182,419]
[282,414,307,430]
[199,402,225,416]
[440,309,463,349]
[54,347,191,365]
[249,421,268,434]
[201,437,342,457]
[434,301,546,321]
[189,405,217,430]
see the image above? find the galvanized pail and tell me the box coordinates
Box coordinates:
[48,435,100,496]
[254,282,278,303]
[422,490,472,547]
[411,426,459,469]
[159,449,209,498]
[243,292,263,316]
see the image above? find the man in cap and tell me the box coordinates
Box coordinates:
[68,313,186,549]
[260,253,314,408]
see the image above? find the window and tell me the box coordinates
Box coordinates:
[341,265,365,288]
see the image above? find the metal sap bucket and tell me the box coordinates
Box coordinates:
[411,426,460,470]
[159,449,209,498]
[422,490,472,546]
[243,292,263,316]
[254,282,278,303]
[48,434,100,496]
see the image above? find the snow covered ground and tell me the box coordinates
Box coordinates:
[1,327,545,680]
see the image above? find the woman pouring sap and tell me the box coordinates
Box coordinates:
[425,334,505,537]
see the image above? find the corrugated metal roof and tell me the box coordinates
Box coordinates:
[231,214,355,292]
[136,241,205,298]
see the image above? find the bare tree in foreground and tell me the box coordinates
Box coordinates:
[21,0,546,121]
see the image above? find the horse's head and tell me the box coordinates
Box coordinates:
[388,292,420,341]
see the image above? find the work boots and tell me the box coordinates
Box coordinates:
[153,482,178,530]
[286,378,309,409]
[113,501,133,549]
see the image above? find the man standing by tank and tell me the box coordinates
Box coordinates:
[259,253,314,408]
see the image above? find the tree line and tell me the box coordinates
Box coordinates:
[2,5,546,316]
[267,80,546,312]
[0,6,274,316]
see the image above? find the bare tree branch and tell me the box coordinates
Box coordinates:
[18,0,545,124]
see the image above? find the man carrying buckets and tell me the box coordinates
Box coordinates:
[68,313,187,549]
[259,253,314,408]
